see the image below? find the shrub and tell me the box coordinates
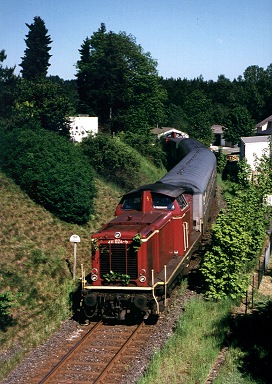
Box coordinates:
[117,131,167,168]
[201,187,266,299]
[81,133,144,189]
[0,127,96,224]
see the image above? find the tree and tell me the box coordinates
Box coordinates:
[11,78,75,136]
[76,23,166,133]
[19,16,52,80]
[0,50,18,118]
[182,90,214,145]
[223,106,255,145]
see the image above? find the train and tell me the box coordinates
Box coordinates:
[81,138,217,321]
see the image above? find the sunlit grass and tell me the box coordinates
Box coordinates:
[138,297,232,384]
[0,157,163,380]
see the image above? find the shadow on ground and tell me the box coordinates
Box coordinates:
[231,299,272,383]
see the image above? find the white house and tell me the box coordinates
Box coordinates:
[69,116,98,142]
[240,135,271,172]
[152,127,189,139]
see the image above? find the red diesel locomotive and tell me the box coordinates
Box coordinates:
[81,138,217,321]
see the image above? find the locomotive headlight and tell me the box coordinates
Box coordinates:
[91,268,98,281]
[139,275,146,283]
[139,269,146,283]
[91,274,98,282]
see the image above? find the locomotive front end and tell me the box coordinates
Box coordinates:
[81,208,162,321]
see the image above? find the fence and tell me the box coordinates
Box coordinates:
[244,232,271,313]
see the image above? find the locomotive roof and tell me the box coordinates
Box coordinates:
[160,145,216,194]
[123,182,187,198]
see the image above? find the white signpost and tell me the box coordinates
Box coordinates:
[70,234,81,281]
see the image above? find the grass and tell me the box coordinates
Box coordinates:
[138,293,233,384]
[0,171,122,379]
[138,286,272,384]
[0,155,162,380]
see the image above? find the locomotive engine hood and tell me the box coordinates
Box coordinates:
[92,211,172,241]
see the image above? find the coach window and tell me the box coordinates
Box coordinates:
[152,193,174,210]
[177,194,188,209]
[121,194,141,210]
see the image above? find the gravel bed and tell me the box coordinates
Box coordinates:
[0,287,197,384]
[0,320,80,384]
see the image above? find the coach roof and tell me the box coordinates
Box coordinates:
[160,146,216,194]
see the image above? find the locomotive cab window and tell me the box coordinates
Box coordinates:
[121,193,141,211]
[177,194,188,209]
[152,193,174,210]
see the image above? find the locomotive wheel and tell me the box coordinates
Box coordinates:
[84,305,97,319]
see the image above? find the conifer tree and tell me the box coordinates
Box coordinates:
[20,16,52,80]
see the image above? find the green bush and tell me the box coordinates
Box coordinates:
[0,127,96,224]
[117,131,167,168]
[81,133,144,189]
[201,187,266,299]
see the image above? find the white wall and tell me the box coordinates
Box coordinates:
[69,116,98,142]
[240,136,270,171]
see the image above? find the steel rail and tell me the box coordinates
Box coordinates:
[92,321,145,384]
[38,321,102,384]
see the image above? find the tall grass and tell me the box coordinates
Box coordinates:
[0,172,121,380]
[138,296,232,384]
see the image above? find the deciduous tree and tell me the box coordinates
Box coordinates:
[223,106,255,145]
[12,78,75,136]
[76,23,166,133]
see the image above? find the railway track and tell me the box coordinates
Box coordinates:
[31,319,148,384]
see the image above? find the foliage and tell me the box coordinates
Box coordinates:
[0,127,96,224]
[0,291,20,330]
[81,132,164,190]
[131,233,142,253]
[19,16,52,80]
[103,270,130,285]
[237,158,252,188]
[253,140,272,199]
[0,50,18,119]
[161,63,272,141]
[76,23,166,133]
[117,131,167,168]
[201,187,266,300]
[216,147,227,173]
[10,77,75,136]
[223,106,255,145]
[182,90,214,146]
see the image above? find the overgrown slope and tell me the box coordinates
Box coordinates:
[0,152,166,378]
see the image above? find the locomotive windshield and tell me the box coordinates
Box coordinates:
[121,193,141,210]
[152,193,174,210]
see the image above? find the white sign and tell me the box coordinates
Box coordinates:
[70,234,81,243]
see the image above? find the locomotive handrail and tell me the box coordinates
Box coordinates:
[81,263,86,290]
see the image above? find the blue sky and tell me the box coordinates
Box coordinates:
[1,0,271,81]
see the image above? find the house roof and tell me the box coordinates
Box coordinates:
[241,135,270,144]
[256,115,272,128]
[152,127,188,138]
[211,124,225,134]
